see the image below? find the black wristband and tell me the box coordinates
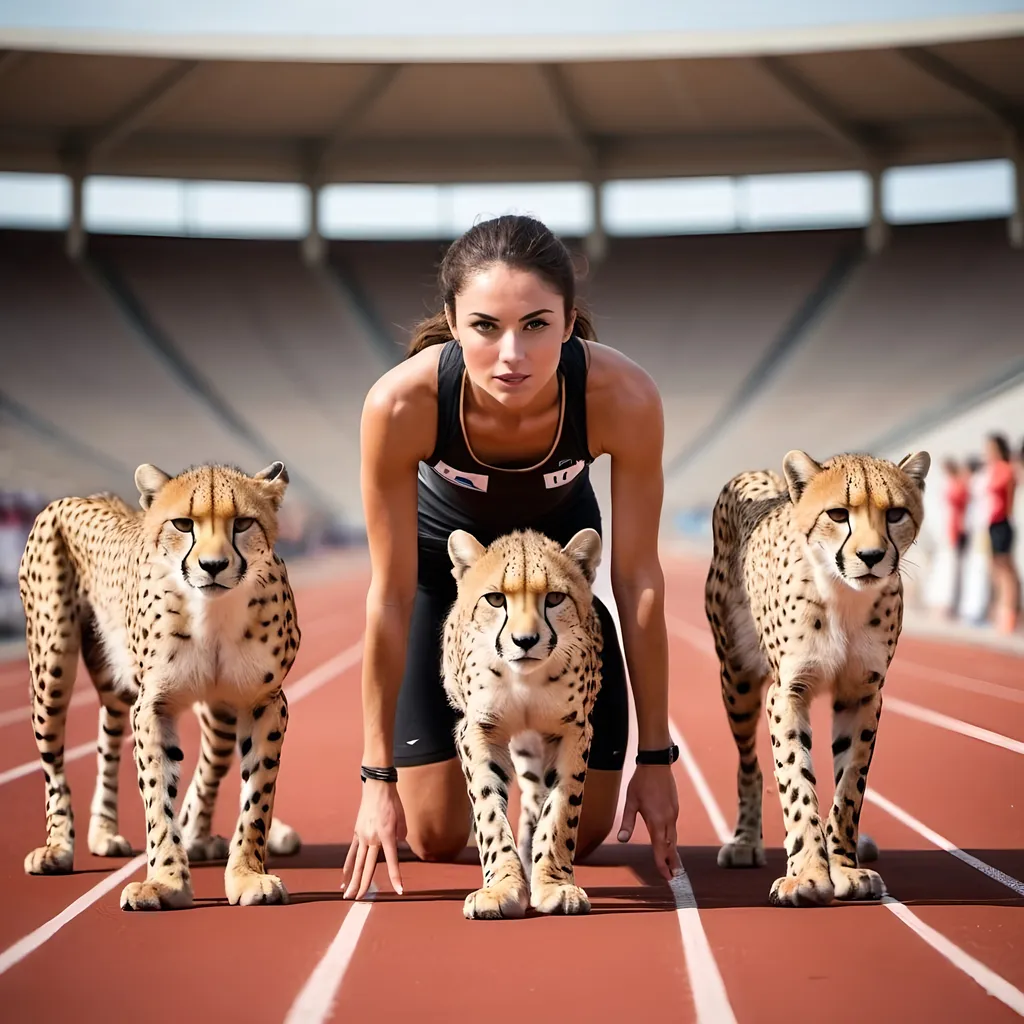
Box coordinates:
[360,765,398,783]
[635,744,680,766]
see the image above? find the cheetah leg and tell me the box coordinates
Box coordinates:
[80,621,134,858]
[119,692,193,910]
[510,731,545,877]
[178,702,236,862]
[528,726,592,915]
[827,684,885,901]
[224,688,290,906]
[458,719,528,920]
[765,675,833,907]
[22,547,81,876]
[716,668,766,869]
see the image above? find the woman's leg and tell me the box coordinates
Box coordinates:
[575,596,629,860]
[398,758,471,861]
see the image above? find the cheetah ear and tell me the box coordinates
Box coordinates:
[562,528,602,585]
[448,530,485,581]
[252,461,289,510]
[782,450,822,504]
[897,451,931,492]
[135,464,171,510]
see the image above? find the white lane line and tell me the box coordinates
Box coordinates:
[899,661,1024,705]
[0,738,107,788]
[0,690,96,729]
[665,614,1024,754]
[282,885,378,1024]
[0,636,365,980]
[865,790,1024,897]
[882,897,1024,1014]
[594,575,737,1024]
[0,854,147,977]
[883,696,1024,756]
[667,615,1024,1016]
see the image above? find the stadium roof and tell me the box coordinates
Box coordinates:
[0,16,1022,186]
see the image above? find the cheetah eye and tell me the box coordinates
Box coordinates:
[545,592,566,607]
[825,508,849,523]
[484,593,506,608]
[233,517,255,533]
[886,507,908,524]
[171,518,193,533]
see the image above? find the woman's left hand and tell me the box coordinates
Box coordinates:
[616,764,683,880]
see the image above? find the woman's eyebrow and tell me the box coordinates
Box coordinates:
[468,308,554,322]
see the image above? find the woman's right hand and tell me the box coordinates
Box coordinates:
[341,779,407,899]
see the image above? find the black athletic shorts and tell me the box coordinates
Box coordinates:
[392,546,629,771]
[990,519,1014,556]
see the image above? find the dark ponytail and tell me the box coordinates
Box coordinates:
[406,214,596,358]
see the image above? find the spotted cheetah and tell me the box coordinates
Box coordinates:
[705,449,930,907]
[442,527,603,920]
[19,461,303,910]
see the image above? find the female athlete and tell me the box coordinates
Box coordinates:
[341,214,682,901]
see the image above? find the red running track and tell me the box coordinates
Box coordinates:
[0,555,1021,1024]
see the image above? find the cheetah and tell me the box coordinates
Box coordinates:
[442,527,604,920]
[19,461,304,910]
[704,449,930,907]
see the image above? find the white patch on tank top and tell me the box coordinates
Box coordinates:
[543,460,585,489]
[432,460,489,492]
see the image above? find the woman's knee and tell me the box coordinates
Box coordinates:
[575,769,622,859]
[398,757,471,862]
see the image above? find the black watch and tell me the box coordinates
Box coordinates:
[635,744,680,766]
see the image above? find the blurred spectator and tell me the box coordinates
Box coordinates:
[942,457,970,618]
[984,433,1019,634]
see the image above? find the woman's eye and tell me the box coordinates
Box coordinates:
[234,517,255,533]
[470,320,496,332]
[826,508,849,523]
[171,518,193,533]
[525,319,549,331]
[484,592,506,608]
[545,592,566,607]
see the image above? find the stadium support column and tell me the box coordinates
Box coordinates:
[584,179,608,267]
[1011,136,1023,249]
[865,165,889,256]
[301,181,326,267]
[66,171,85,262]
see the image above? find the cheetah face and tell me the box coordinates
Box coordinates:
[783,450,929,592]
[135,461,289,599]
[447,528,602,678]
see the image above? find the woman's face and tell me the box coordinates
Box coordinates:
[447,263,574,410]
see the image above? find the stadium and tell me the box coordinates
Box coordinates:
[0,2,1022,1020]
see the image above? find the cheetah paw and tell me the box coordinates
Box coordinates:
[463,883,528,920]
[769,871,835,907]
[717,840,766,868]
[225,871,289,907]
[88,829,133,858]
[184,834,230,862]
[24,845,74,875]
[531,883,591,915]
[268,819,302,857]
[832,865,885,901]
[120,879,194,911]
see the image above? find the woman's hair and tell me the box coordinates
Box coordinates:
[406,214,595,358]
[988,432,1011,462]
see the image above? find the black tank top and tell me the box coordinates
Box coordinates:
[416,335,602,557]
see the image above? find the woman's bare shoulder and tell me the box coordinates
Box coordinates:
[362,344,444,463]
[582,340,663,459]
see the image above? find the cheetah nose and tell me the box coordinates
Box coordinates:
[511,632,540,651]
[199,557,230,578]
[857,548,886,569]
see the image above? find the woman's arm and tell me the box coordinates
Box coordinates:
[586,343,681,880]
[342,354,436,899]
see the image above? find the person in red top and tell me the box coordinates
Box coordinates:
[985,433,1019,633]
[943,458,970,617]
